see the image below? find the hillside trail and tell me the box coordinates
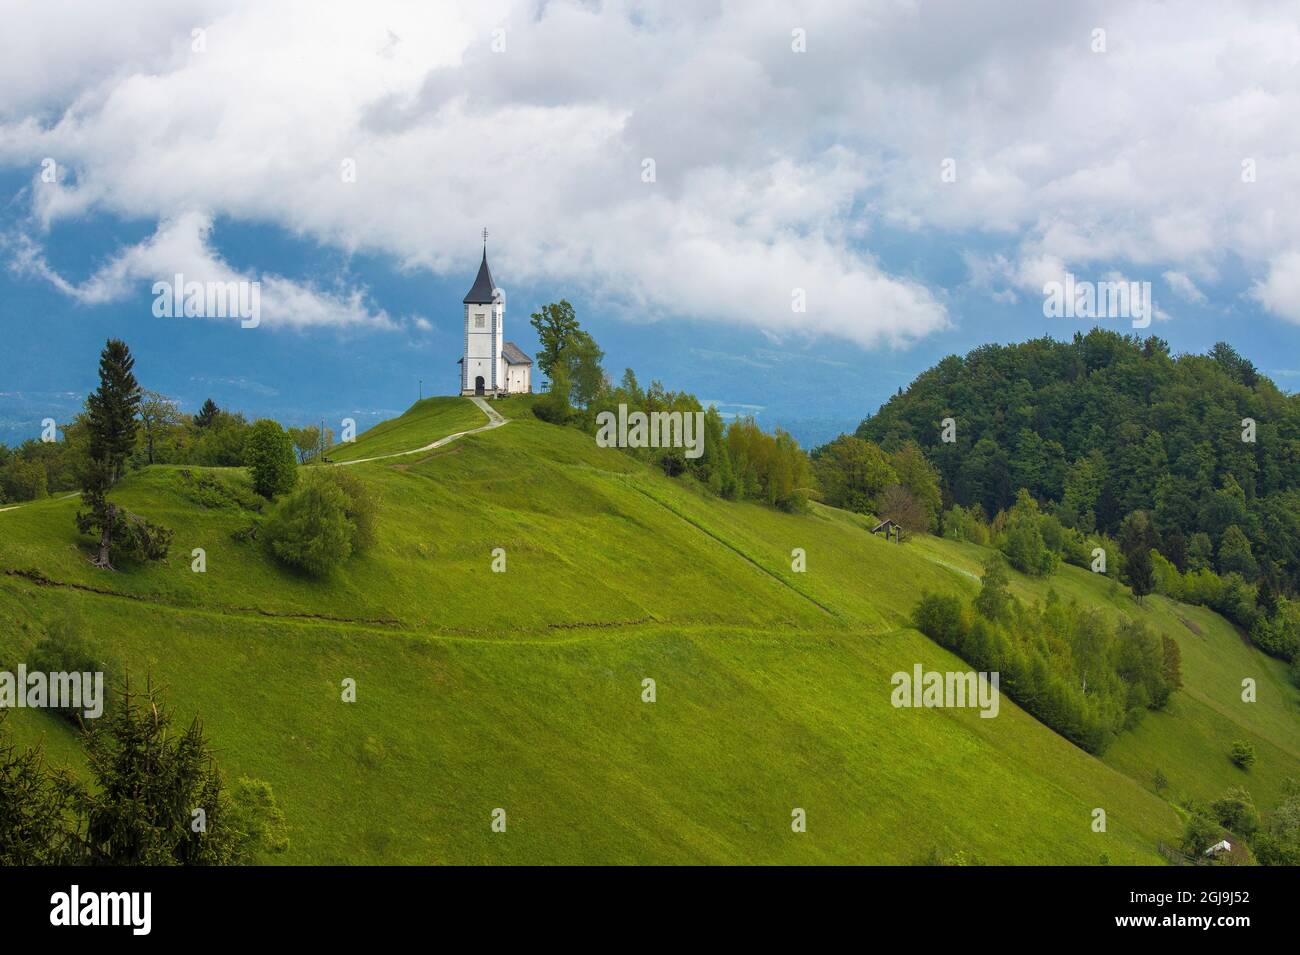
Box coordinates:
[332,395,507,466]
[0,399,508,513]
[0,491,80,515]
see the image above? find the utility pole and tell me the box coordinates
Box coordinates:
[419,377,423,401]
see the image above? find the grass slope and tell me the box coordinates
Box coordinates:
[1,395,1295,864]
[326,396,488,462]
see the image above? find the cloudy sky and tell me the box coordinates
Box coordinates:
[2,0,1298,446]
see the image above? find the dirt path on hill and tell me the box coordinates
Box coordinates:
[0,400,508,511]
[0,491,81,514]
[331,396,507,466]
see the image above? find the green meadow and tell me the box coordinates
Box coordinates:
[2,396,1296,864]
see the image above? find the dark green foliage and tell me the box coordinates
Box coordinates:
[263,478,354,576]
[85,338,140,481]
[533,364,573,424]
[1252,781,1300,866]
[26,613,116,726]
[0,451,48,503]
[1180,812,1221,856]
[890,442,943,531]
[326,469,377,553]
[262,470,377,576]
[191,410,254,466]
[973,556,1011,623]
[526,302,604,410]
[0,682,287,865]
[243,419,298,498]
[1218,524,1258,580]
[1119,510,1158,601]
[528,299,580,382]
[1210,786,1259,837]
[74,484,174,568]
[73,678,286,864]
[175,469,265,512]
[194,398,220,429]
[1229,739,1256,770]
[997,491,1058,577]
[0,714,78,864]
[75,340,172,568]
[810,435,896,514]
[856,330,1300,595]
[913,583,1181,754]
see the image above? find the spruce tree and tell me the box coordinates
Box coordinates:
[76,340,171,568]
[194,397,220,429]
[85,338,140,481]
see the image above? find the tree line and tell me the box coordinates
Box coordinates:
[857,330,1300,664]
[527,300,813,511]
[914,556,1182,755]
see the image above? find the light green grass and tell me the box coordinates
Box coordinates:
[1,401,1295,864]
[325,396,489,462]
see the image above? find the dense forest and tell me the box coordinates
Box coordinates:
[857,331,1300,594]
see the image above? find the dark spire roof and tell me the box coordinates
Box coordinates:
[463,246,496,304]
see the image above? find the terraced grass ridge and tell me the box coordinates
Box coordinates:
[1,395,1295,864]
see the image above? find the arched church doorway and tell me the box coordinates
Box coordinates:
[475,376,485,396]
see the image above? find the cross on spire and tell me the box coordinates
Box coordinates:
[482,227,489,247]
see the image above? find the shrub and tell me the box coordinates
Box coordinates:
[262,477,355,576]
[1229,739,1256,770]
[25,615,115,726]
[243,419,298,499]
[997,492,1058,577]
[324,469,377,553]
[1181,812,1221,856]
[262,471,377,576]
[1210,787,1259,837]
[812,435,896,515]
[533,365,573,424]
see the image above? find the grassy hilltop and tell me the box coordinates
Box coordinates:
[1,396,1296,864]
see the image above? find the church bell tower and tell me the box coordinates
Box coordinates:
[458,230,532,397]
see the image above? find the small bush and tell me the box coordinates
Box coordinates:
[263,478,354,576]
[1181,812,1220,856]
[243,420,298,499]
[1229,740,1256,770]
[1210,787,1259,837]
[262,470,378,576]
[25,615,115,726]
[326,469,377,553]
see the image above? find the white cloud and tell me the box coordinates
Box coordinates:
[1163,270,1208,305]
[1251,252,1300,325]
[2,0,1299,340]
[9,212,394,329]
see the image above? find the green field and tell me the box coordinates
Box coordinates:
[2,396,1296,864]
[325,396,490,463]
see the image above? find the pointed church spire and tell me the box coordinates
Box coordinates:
[463,230,496,304]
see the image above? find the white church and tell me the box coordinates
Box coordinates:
[457,238,533,397]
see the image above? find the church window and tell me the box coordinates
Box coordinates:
[475,313,486,328]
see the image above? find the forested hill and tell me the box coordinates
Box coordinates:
[856,331,1300,591]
